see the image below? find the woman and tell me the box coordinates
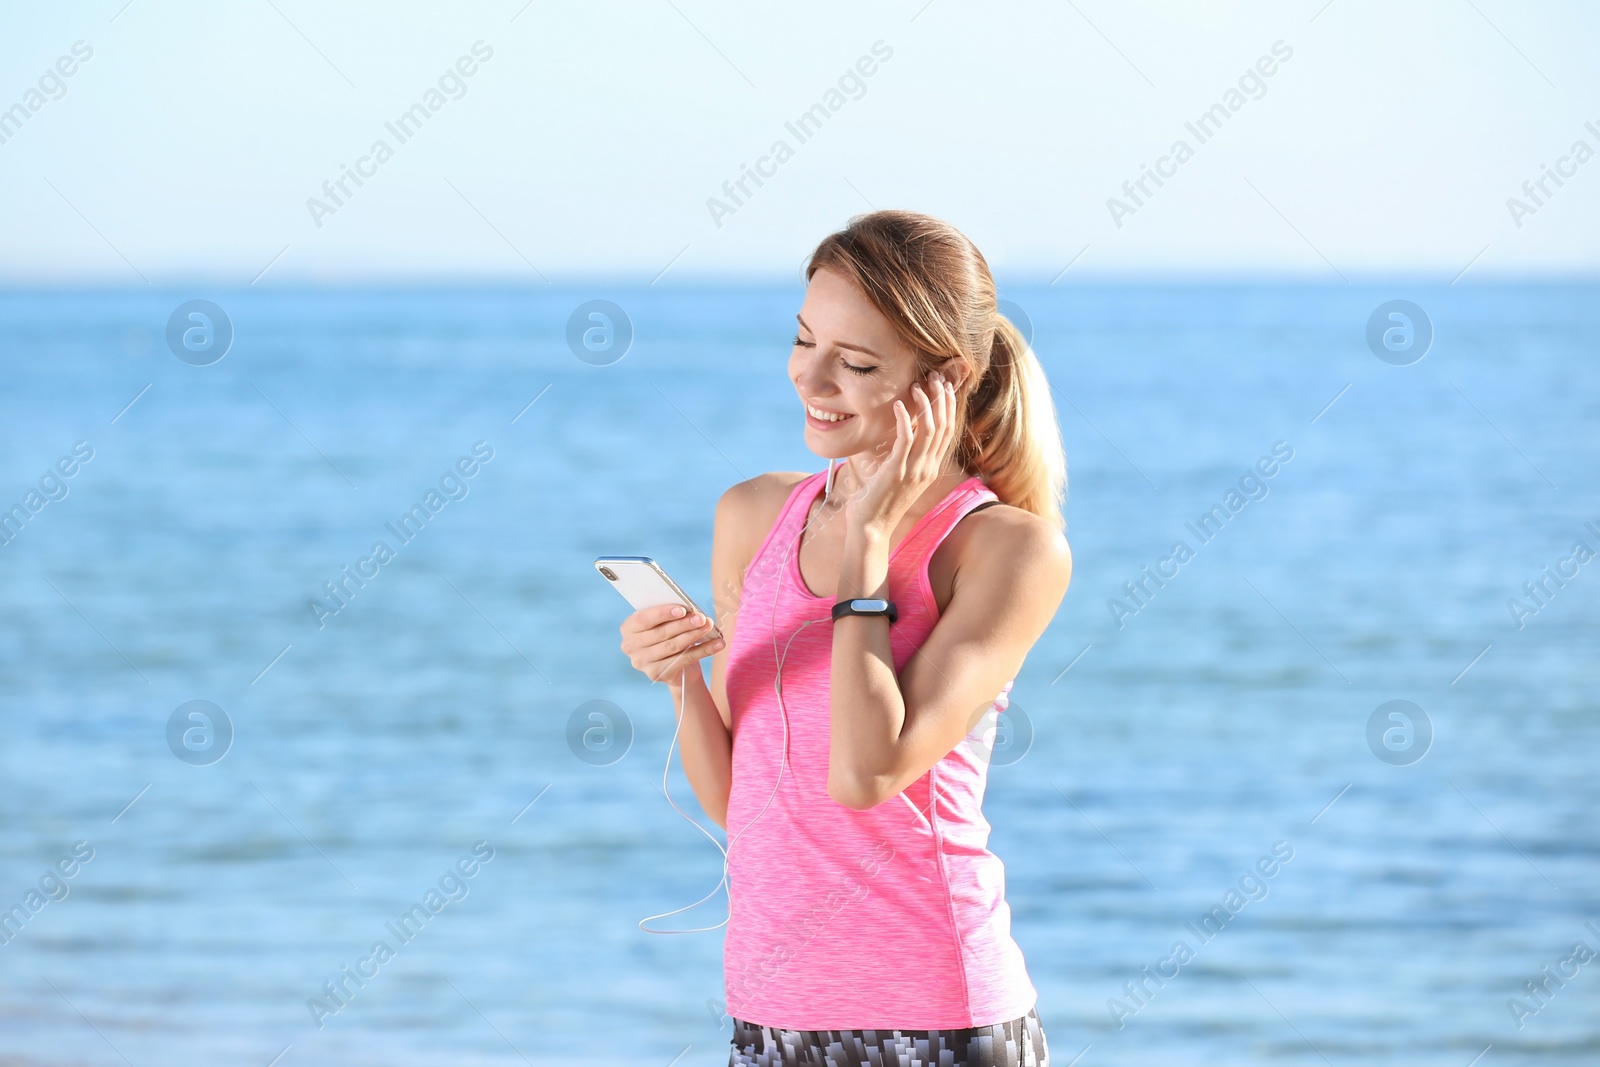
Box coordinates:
[619,210,1073,1067]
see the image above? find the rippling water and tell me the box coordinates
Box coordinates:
[1,283,1596,1065]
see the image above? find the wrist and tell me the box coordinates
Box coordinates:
[832,597,898,624]
[845,517,893,549]
[837,524,891,601]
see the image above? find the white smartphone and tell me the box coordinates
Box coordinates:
[594,556,722,640]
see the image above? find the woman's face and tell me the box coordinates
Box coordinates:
[789,267,961,461]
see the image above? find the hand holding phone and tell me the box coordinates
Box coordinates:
[597,556,723,684]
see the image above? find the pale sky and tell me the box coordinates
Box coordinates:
[1,0,1596,283]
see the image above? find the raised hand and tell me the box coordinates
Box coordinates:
[843,368,960,538]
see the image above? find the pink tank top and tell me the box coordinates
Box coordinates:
[722,469,1037,1031]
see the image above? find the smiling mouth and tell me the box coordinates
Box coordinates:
[805,402,855,425]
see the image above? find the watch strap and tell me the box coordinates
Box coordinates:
[831,598,898,624]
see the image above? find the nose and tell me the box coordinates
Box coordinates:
[793,352,831,397]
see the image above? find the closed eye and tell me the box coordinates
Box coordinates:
[794,334,876,375]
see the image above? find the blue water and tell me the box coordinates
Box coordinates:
[1,283,1596,1066]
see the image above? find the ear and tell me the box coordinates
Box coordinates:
[935,357,971,394]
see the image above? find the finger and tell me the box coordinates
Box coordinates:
[654,603,689,624]
[629,609,701,640]
[910,380,937,467]
[938,375,957,455]
[624,611,712,656]
[642,612,714,649]
[626,603,688,634]
[887,400,909,465]
[658,632,724,674]
[652,617,723,659]
[913,378,935,430]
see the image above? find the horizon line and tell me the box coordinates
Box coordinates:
[2,269,1598,292]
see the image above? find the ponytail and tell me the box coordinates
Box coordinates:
[959,313,1067,529]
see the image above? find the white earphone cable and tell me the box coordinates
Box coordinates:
[637,458,840,934]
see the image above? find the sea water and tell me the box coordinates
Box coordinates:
[0,282,1595,1065]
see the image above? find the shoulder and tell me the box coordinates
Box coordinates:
[953,500,1072,590]
[717,471,811,516]
[713,471,813,562]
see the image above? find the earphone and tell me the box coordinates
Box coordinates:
[637,457,840,934]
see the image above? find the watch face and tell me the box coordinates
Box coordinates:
[834,597,896,624]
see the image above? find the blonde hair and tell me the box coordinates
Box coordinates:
[806,210,1067,528]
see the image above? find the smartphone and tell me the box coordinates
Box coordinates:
[594,556,722,640]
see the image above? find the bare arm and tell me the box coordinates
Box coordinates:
[619,475,799,830]
[618,599,728,825]
[827,510,1072,810]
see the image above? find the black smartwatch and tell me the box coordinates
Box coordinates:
[831,597,897,624]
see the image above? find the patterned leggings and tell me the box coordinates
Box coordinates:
[728,1006,1050,1067]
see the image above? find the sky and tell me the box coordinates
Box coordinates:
[1,0,1597,284]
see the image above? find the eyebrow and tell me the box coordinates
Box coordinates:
[795,314,885,361]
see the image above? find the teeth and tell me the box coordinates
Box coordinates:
[807,404,852,422]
